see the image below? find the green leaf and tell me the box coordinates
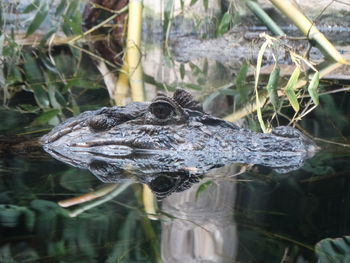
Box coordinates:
[202,82,234,110]
[203,0,208,10]
[0,204,34,231]
[63,14,82,36]
[65,0,79,17]
[23,0,40,14]
[180,64,185,80]
[23,53,50,108]
[266,65,280,110]
[183,83,202,90]
[235,61,249,88]
[197,77,206,85]
[0,35,5,87]
[70,96,80,115]
[180,0,185,11]
[18,104,40,113]
[316,236,350,263]
[164,0,174,19]
[41,56,60,74]
[217,12,231,36]
[26,2,49,36]
[59,169,95,192]
[23,53,42,81]
[39,27,57,47]
[284,66,301,113]
[55,0,67,17]
[203,91,220,111]
[62,0,83,35]
[231,12,241,26]
[307,71,320,106]
[189,62,202,76]
[31,199,61,212]
[235,61,249,102]
[7,64,23,84]
[203,59,208,75]
[54,89,67,105]
[163,0,172,35]
[22,208,36,231]
[196,181,213,199]
[48,83,62,110]
[0,204,22,227]
[30,200,62,239]
[31,109,60,126]
[0,3,3,29]
[190,0,199,6]
[219,89,238,96]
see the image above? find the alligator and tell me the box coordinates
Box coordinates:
[41,89,318,197]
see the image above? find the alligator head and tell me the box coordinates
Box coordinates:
[41,89,318,196]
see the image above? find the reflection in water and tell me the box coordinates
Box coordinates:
[1,1,350,261]
[161,166,238,263]
[2,149,350,262]
[41,89,318,195]
[36,89,323,261]
[234,155,350,262]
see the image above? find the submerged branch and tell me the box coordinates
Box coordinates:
[58,184,118,208]
[67,182,133,217]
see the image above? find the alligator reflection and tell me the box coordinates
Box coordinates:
[41,146,318,198]
[41,89,318,198]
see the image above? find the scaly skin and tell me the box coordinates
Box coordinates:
[41,89,318,183]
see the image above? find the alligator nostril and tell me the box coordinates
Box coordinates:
[88,115,116,132]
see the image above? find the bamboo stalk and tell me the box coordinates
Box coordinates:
[127,0,144,102]
[133,185,162,263]
[142,185,158,220]
[114,57,130,106]
[269,0,348,64]
[245,0,285,36]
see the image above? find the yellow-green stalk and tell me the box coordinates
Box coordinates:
[115,59,130,106]
[143,185,158,220]
[127,0,144,102]
[269,0,348,64]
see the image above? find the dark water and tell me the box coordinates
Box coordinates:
[1,90,350,263]
[1,1,350,262]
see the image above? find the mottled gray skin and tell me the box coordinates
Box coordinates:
[41,90,318,184]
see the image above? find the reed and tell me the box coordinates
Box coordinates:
[126,0,144,102]
[269,0,348,64]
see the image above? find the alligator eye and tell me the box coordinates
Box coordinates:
[149,101,174,119]
[88,115,116,132]
[148,175,178,199]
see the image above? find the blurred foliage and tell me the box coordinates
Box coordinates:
[1,1,160,261]
[0,0,108,134]
[316,236,350,263]
[0,0,350,262]
[235,146,350,262]
[0,158,160,262]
